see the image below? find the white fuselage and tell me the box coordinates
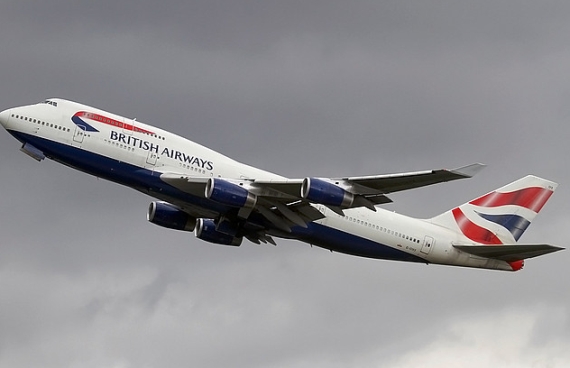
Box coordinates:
[0,99,517,271]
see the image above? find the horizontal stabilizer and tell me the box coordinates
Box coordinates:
[453,244,564,262]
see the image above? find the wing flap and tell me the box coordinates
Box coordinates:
[160,173,209,197]
[251,179,304,199]
[453,244,564,262]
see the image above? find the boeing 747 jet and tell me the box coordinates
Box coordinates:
[0,99,563,271]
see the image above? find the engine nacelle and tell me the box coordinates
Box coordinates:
[301,178,354,208]
[205,178,256,208]
[195,219,242,246]
[147,201,196,231]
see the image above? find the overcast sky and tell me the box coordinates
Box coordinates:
[1,1,569,367]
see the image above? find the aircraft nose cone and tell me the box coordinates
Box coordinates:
[0,109,11,129]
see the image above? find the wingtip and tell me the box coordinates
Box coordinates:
[451,163,487,178]
[551,245,565,252]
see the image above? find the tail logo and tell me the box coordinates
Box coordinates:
[469,187,553,213]
[453,187,554,244]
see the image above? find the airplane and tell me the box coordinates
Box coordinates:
[0,98,563,271]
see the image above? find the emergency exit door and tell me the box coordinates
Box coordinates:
[421,236,435,255]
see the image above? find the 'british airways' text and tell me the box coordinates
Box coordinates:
[109,131,214,170]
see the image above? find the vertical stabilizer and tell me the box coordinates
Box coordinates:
[429,175,557,244]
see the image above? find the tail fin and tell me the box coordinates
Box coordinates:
[429,175,557,244]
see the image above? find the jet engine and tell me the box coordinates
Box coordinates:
[195,219,242,246]
[205,178,257,208]
[147,201,196,231]
[301,178,354,207]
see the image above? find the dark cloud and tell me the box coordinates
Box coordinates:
[1,1,569,367]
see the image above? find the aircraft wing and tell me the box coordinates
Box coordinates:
[253,163,485,208]
[340,163,486,194]
[453,244,564,262]
[159,163,484,243]
[161,163,483,208]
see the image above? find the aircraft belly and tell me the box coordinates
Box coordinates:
[291,222,427,263]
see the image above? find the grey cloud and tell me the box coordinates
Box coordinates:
[1,1,569,367]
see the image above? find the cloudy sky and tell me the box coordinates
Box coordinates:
[1,1,569,367]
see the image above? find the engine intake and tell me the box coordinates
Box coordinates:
[147,201,196,231]
[301,178,354,208]
[195,219,242,246]
[205,178,257,208]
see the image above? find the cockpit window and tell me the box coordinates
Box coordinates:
[42,100,58,107]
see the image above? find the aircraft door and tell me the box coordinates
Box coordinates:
[73,126,85,144]
[123,118,134,135]
[421,236,435,255]
[146,150,158,166]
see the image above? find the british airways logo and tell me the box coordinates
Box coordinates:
[72,111,215,171]
[110,131,214,171]
[73,111,155,134]
[453,186,554,244]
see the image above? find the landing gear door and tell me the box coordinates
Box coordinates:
[421,236,435,255]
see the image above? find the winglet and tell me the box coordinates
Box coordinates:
[450,163,486,178]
